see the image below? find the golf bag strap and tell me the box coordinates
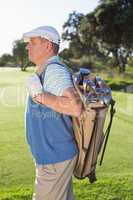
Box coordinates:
[39,61,64,84]
[99,99,116,165]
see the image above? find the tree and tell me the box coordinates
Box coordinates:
[62,11,84,41]
[79,12,108,60]
[62,11,108,66]
[0,54,15,66]
[12,39,28,71]
[80,0,133,73]
[62,1,133,73]
[94,0,133,73]
[62,11,86,59]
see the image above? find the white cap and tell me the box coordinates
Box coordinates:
[23,26,60,45]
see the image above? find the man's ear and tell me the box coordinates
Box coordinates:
[42,39,53,53]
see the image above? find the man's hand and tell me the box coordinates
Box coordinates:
[33,87,84,117]
[26,74,43,98]
[61,87,84,117]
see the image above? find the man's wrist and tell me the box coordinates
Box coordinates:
[32,93,44,104]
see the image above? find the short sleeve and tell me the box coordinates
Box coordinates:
[43,64,74,96]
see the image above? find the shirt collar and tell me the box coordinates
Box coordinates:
[44,55,59,66]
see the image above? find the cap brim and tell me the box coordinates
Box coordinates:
[23,28,60,45]
[23,30,40,42]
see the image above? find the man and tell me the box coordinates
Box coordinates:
[23,26,83,200]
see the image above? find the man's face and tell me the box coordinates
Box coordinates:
[26,37,49,64]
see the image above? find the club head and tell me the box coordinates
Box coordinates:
[80,68,90,76]
[95,87,111,95]
[103,87,111,94]
[95,76,103,87]
[103,95,112,105]
[83,80,96,93]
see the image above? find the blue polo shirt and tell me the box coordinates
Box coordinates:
[25,56,78,165]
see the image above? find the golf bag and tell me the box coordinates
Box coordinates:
[39,62,115,183]
[71,68,116,183]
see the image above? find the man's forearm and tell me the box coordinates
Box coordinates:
[33,92,83,117]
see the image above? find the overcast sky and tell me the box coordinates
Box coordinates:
[0,0,99,56]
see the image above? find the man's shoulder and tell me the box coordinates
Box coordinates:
[43,58,73,96]
[45,59,70,75]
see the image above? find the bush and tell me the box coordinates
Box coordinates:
[127,57,133,67]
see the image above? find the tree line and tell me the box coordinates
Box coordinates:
[0,0,133,73]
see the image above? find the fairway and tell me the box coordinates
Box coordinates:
[0,68,133,200]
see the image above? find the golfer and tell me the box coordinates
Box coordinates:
[23,25,83,200]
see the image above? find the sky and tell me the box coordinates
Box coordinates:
[0,0,99,56]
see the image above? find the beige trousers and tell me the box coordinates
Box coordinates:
[32,155,78,200]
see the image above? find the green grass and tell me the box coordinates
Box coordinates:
[0,67,133,200]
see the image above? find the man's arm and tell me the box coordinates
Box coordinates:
[33,87,83,117]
